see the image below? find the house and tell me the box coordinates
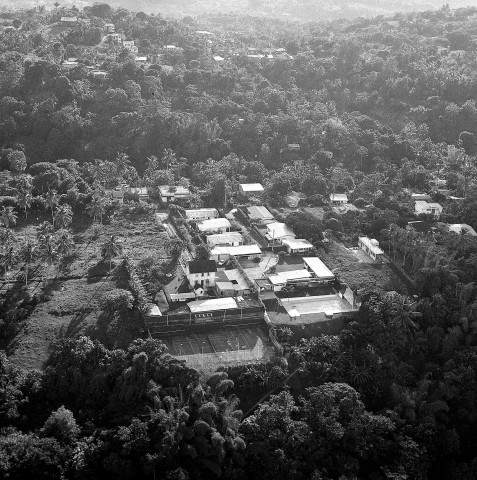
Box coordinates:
[206,232,243,247]
[126,45,139,54]
[129,187,148,198]
[197,218,231,234]
[62,60,79,68]
[185,208,219,221]
[122,40,135,48]
[185,260,217,288]
[330,194,348,205]
[358,237,385,261]
[411,193,432,202]
[303,257,335,282]
[135,57,148,64]
[107,33,122,43]
[210,244,261,262]
[241,205,274,224]
[239,183,264,195]
[105,189,124,204]
[213,55,225,62]
[448,224,477,237]
[279,295,355,322]
[267,269,313,292]
[415,201,443,218]
[90,70,108,79]
[282,238,313,255]
[104,23,115,33]
[187,297,237,314]
[159,185,191,203]
[265,222,295,244]
[215,269,251,297]
[61,16,77,24]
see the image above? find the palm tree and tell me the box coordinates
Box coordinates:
[86,195,107,225]
[17,190,32,219]
[39,234,58,284]
[1,245,16,290]
[101,235,123,271]
[44,190,59,226]
[54,204,73,230]
[115,152,131,179]
[0,228,15,248]
[36,221,54,240]
[19,240,38,286]
[55,229,75,277]
[0,206,18,228]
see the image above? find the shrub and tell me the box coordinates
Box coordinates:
[354,197,367,208]
[101,289,134,314]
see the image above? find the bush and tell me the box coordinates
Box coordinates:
[354,197,367,208]
[101,289,134,314]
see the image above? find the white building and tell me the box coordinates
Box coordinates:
[267,270,313,292]
[185,260,217,288]
[448,224,477,237]
[197,218,231,234]
[187,297,237,314]
[104,23,115,32]
[330,194,348,205]
[122,40,135,48]
[61,16,77,23]
[107,33,122,43]
[159,185,191,203]
[185,208,219,221]
[303,257,335,282]
[135,56,148,64]
[246,205,274,223]
[210,244,261,262]
[415,201,443,218]
[206,232,243,247]
[282,238,313,255]
[265,222,296,244]
[358,237,385,261]
[239,183,264,195]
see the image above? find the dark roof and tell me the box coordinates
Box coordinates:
[187,260,217,274]
[407,221,435,234]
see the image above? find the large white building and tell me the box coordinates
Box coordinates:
[265,222,296,244]
[358,237,385,261]
[186,208,219,221]
[197,218,231,233]
[415,201,443,218]
[206,232,243,247]
[303,257,335,282]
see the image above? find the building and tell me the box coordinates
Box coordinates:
[303,257,335,282]
[62,60,79,68]
[104,23,115,32]
[245,205,274,223]
[206,232,243,247]
[330,194,348,205]
[185,260,217,288]
[185,208,219,221]
[135,57,148,64]
[267,269,313,292]
[282,238,313,255]
[107,33,122,43]
[122,40,135,48]
[159,185,191,203]
[358,237,385,261]
[265,222,296,244]
[239,183,264,195]
[126,45,139,54]
[187,297,237,314]
[213,55,225,62]
[448,224,477,237]
[197,218,231,234]
[411,193,432,202]
[90,70,108,79]
[129,187,148,198]
[215,268,251,297]
[61,16,77,24]
[105,189,124,204]
[415,201,443,218]
[210,244,261,262]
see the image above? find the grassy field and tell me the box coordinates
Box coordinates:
[6,210,179,370]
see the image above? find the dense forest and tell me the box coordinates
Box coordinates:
[1,3,477,479]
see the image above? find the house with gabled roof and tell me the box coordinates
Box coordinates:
[185,260,217,288]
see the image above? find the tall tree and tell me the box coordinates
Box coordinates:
[101,235,123,271]
[0,207,18,228]
[18,239,38,286]
[44,190,59,227]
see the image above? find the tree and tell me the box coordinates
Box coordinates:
[41,406,79,444]
[86,195,107,225]
[101,289,134,314]
[17,190,32,219]
[55,229,74,275]
[0,206,17,228]
[44,190,59,227]
[54,204,73,230]
[1,245,16,290]
[101,235,123,271]
[39,234,58,283]
[7,150,27,172]
[18,240,38,286]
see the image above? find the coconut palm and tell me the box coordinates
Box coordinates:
[86,195,107,225]
[0,228,15,248]
[36,221,54,240]
[39,234,58,284]
[44,189,59,226]
[19,240,38,286]
[17,190,32,219]
[55,229,75,277]
[54,204,73,230]
[101,235,123,271]
[115,152,131,179]
[0,206,18,228]
[1,245,16,290]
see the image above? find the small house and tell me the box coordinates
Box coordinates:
[135,56,148,64]
[122,40,135,48]
[185,208,219,221]
[107,33,122,43]
[282,238,313,255]
[303,257,335,282]
[415,201,443,218]
[185,260,217,288]
[206,232,243,247]
[265,222,296,244]
[159,185,191,203]
[411,193,432,202]
[104,23,115,33]
[448,224,477,237]
[358,237,385,261]
[239,183,264,196]
[330,193,348,205]
[129,187,148,198]
[267,270,312,292]
[210,244,261,262]
[61,16,78,24]
[243,205,274,224]
[197,218,231,234]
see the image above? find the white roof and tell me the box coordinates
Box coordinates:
[211,244,261,256]
[206,232,243,246]
[196,30,214,35]
[188,297,237,313]
[185,208,218,218]
[148,305,162,316]
[303,257,335,280]
[61,16,77,21]
[213,55,225,61]
[198,218,231,231]
[268,269,312,284]
[330,193,348,201]
[240,183,264,192]
[358,237,384,255]
[281,295,350,316]
[159,185,190,195]
[135,57,148,61]
[448,224,477,236]
[247,205,274,220]
[266,222,295,239]
[282,238,313,250]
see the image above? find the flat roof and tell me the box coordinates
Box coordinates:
[188,297,237,313]
[448,224,477,236]
[188,260,217,274]
[206,232,243,246]
[303,257,335,280]
[266,222,295,239]
[186,208,218,217]
[240,183,264,192]
[148,305,162,316]
[159,185,190,195]
[268,269,312,284]
[198,218,231,231]
[358,237,384,255]
[282,238,313,249]
[211,244,261,256]
[247,205,274,220]
[281,295,352,316]
[224,268,251,291]
[330,193,348,201]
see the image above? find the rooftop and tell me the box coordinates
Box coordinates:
[159,185,190,195]
[247,205,274,221]
[206,232,243,246]
[240,183,264,192]
[448,223,477,236]
[266,222,295,240]
[358,237,384,255]
[188,297,238,313]
[303,257,335,280]
[185,208,218,218]
[282,238,313,250]
[187,260,217,274]
[268,269,312,284]
[280,294,353,316]
[197,218,231,232]
[211,244,261,256]
[330,193,348,201]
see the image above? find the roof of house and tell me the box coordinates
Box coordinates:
[330,193,348,201]
[61,16,77,21]
[206,232,243,246]
[188,297,237,313]
[197,218,231,231]
[266,222,295,239]
[159,185,190,195]
[268,269,312,285]
[247,205,274,220]
[185,208,218,218]
[358,237,384,255]
[240,183,264,192]
[448,224,477,236]
[412,193,432,201]
[303,257,335,280]
[187,260,217,274]
[135,57,148,62]
[129,187,148,196]
[282,238,313,250]
[211,244,261,256]
[213,55,225,61]
[280,295,353,316]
